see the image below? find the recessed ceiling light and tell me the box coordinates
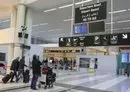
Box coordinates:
[122,27,130,30]
[105,22,115,24]
[59,4,73,9]
[128,9,130,11]
[48,29,63,32]
[44,8,57,12]
[63,18,73,22]
[32,24,40,27]
[117,20,130,23]
[75,0,93,5]
[58,0,93,9]
[32,23,48,27]
[39,23,48,26]
[108,9,127,14]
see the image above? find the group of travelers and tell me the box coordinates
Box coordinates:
[10,56,26,82]
[9,55,54,90]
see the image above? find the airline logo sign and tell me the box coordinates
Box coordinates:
[59,33,130,47]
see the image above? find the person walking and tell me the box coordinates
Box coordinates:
[31,55,42,90]
[17,56,27,82]
[126,64,130,77]
[10,57,19,82]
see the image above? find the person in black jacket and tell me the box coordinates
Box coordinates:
[31,55,42,90]
[126,64,130,77]
[17,56,27,82]
[10,57,19,82]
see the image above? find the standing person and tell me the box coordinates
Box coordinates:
[10,57,19,82]
[17,56,27,82]
[31,55,42,90]
[126,64,130,77]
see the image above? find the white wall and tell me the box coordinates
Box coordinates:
[30,44,43,61]
[0,28,15,44]
[76,55,117,74]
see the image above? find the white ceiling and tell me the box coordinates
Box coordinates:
[0,0,130,43]
[30,0,130,43]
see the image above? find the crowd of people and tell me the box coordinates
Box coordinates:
[8,55,43,90]
[1,56,77,90]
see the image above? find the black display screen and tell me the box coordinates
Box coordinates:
[89,21,105,33]
[75,1,107,24]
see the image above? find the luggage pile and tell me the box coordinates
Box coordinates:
[39,67,56,89]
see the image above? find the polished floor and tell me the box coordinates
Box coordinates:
[3,70,130,92]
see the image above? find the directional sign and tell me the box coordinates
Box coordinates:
[122,34,128,39]
[59,33,130,47]
[110,34,118,45]
[94,36,101,45]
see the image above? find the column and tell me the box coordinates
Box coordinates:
[24,8,32,66]
[7,6,17,73]
[13,0,26,59]
[7,44,14,73]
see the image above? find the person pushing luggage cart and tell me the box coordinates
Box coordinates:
[39,64,56,89]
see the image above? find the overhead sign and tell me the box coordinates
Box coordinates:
[75,1,107,24]
[59,33,130,47]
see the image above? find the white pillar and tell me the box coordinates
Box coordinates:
[13,0,26,59]
[7,6,17,73]
[24,8,32,66]
[7,44,14,73]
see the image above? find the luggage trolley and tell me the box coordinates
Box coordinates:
[39,67,56,89]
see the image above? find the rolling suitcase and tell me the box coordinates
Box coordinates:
[23,70,30,83]
[2,72,13,83]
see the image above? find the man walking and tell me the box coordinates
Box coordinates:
[10,57,19,82]
[17,56,27,82]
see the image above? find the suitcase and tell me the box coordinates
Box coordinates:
[23,75,30,83]
[23,70,30,83]
[2,72,13,83]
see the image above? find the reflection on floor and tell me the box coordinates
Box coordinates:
[4,70,130,92]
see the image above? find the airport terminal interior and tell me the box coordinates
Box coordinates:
[0,0,130,92]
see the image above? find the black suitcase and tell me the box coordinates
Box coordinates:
[23,70,30,83]
[2,72,13,83]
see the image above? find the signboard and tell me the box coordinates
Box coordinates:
[59,33,130,47]
[75,1,107,23]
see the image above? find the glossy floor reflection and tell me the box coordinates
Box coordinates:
[3,70,130,92]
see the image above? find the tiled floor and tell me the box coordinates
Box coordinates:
[1,70,130,92]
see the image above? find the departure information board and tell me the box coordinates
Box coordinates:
[59,33,130,47]
[75,1,107,23]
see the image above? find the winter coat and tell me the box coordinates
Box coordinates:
[32,59,42,76]
[18,58,26,70]
[10,59,19,71]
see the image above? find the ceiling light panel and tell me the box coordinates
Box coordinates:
[75,0,93,5]
[32,23,48,27]
[58,0,93,9]
[32,24,40,27]
[108,9,127,14]
[117,20,130,23]
[59,4,73,9]
[39,23,48,26]
[44,8,57,12]
[63,18,73,22]
[105,22,115,25]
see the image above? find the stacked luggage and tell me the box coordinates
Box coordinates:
[39,67,56,89]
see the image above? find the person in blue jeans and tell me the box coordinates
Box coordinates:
[31,55,42,90]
